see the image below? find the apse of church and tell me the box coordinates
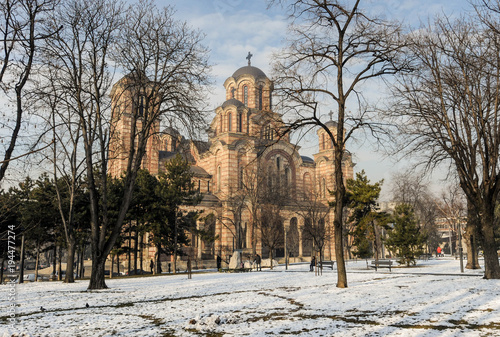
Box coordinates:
[108,58,354,262]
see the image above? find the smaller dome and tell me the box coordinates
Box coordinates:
[232,66,267,79]
[325,120,338,128]
[301,156,314,163]
[221,98,245,109]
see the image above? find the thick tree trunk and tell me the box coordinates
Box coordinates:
[156,244,162,274]
[464,222,480,269]
[79,248,85,279]
[479,211,500,279]
[334,151,347,288]
[88,256,107,290]
[334,212,347,287]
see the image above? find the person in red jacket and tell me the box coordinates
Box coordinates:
[437,246,442,257]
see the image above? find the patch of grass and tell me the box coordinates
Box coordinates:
[184,328,224,337]
[138,314,163,326]
[114,302,134,308]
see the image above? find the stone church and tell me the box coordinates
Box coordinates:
[108,59,354,265]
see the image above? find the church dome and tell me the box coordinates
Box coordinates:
[221,98,245,109]
[232,66,267,79]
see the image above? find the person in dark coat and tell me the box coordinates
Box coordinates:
[254,254,262,271]
[150,259,154,274]
[187,257,192,279]
[216,254,222,271]
[310,256,316,272]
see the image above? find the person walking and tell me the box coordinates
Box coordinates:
[437,246,442,257]
[150,259,154,274]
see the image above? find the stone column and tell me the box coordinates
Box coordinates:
[196,220,203,260]
[298,217,304,257]
[283,219,290,267]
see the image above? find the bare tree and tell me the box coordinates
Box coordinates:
[38,0,123,286]
[240,164,266,256]
[37,0,210,289]
[212,188,247,252]
[391,172,440,256]
[34,25,88,283]
[0,0,57,183]
[390,14,500,278]
[271,0,410,287]
[294,189,331,273]
[257,171,288,269]
[437,184,474,271]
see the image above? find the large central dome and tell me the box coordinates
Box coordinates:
[232,65,267,79]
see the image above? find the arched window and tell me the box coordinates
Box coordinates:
[303,172,311,196]
[276,156,281,170]
[217,166,221,191]
[237,112,242,132]
[258,86,263,110]
[239,167,244,190]
[322,177,326,198]
[284,167,290,187]
[137,95,145,117]
[228,113,232,132]
[243,86,248,106]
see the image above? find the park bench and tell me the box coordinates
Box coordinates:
[419,253,432,260]
[370,259,393,272]
[222,267,252,273]
[320,261,335,270]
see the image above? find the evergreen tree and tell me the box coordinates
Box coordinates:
[345,171,389,260]
[385,204,427,266]
[153,154,201,274]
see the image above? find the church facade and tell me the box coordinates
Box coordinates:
[109,61,354,264]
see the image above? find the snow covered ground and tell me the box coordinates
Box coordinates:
[2,258,500,337]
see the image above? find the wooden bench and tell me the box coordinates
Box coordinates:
[370,260,393,272]
[419,253,432,260]
[320,261,335,270]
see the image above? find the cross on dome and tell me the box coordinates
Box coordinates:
[246,51,253,66]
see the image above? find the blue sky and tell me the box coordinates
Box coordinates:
[0,0,474,195]
[158,0,475,200]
